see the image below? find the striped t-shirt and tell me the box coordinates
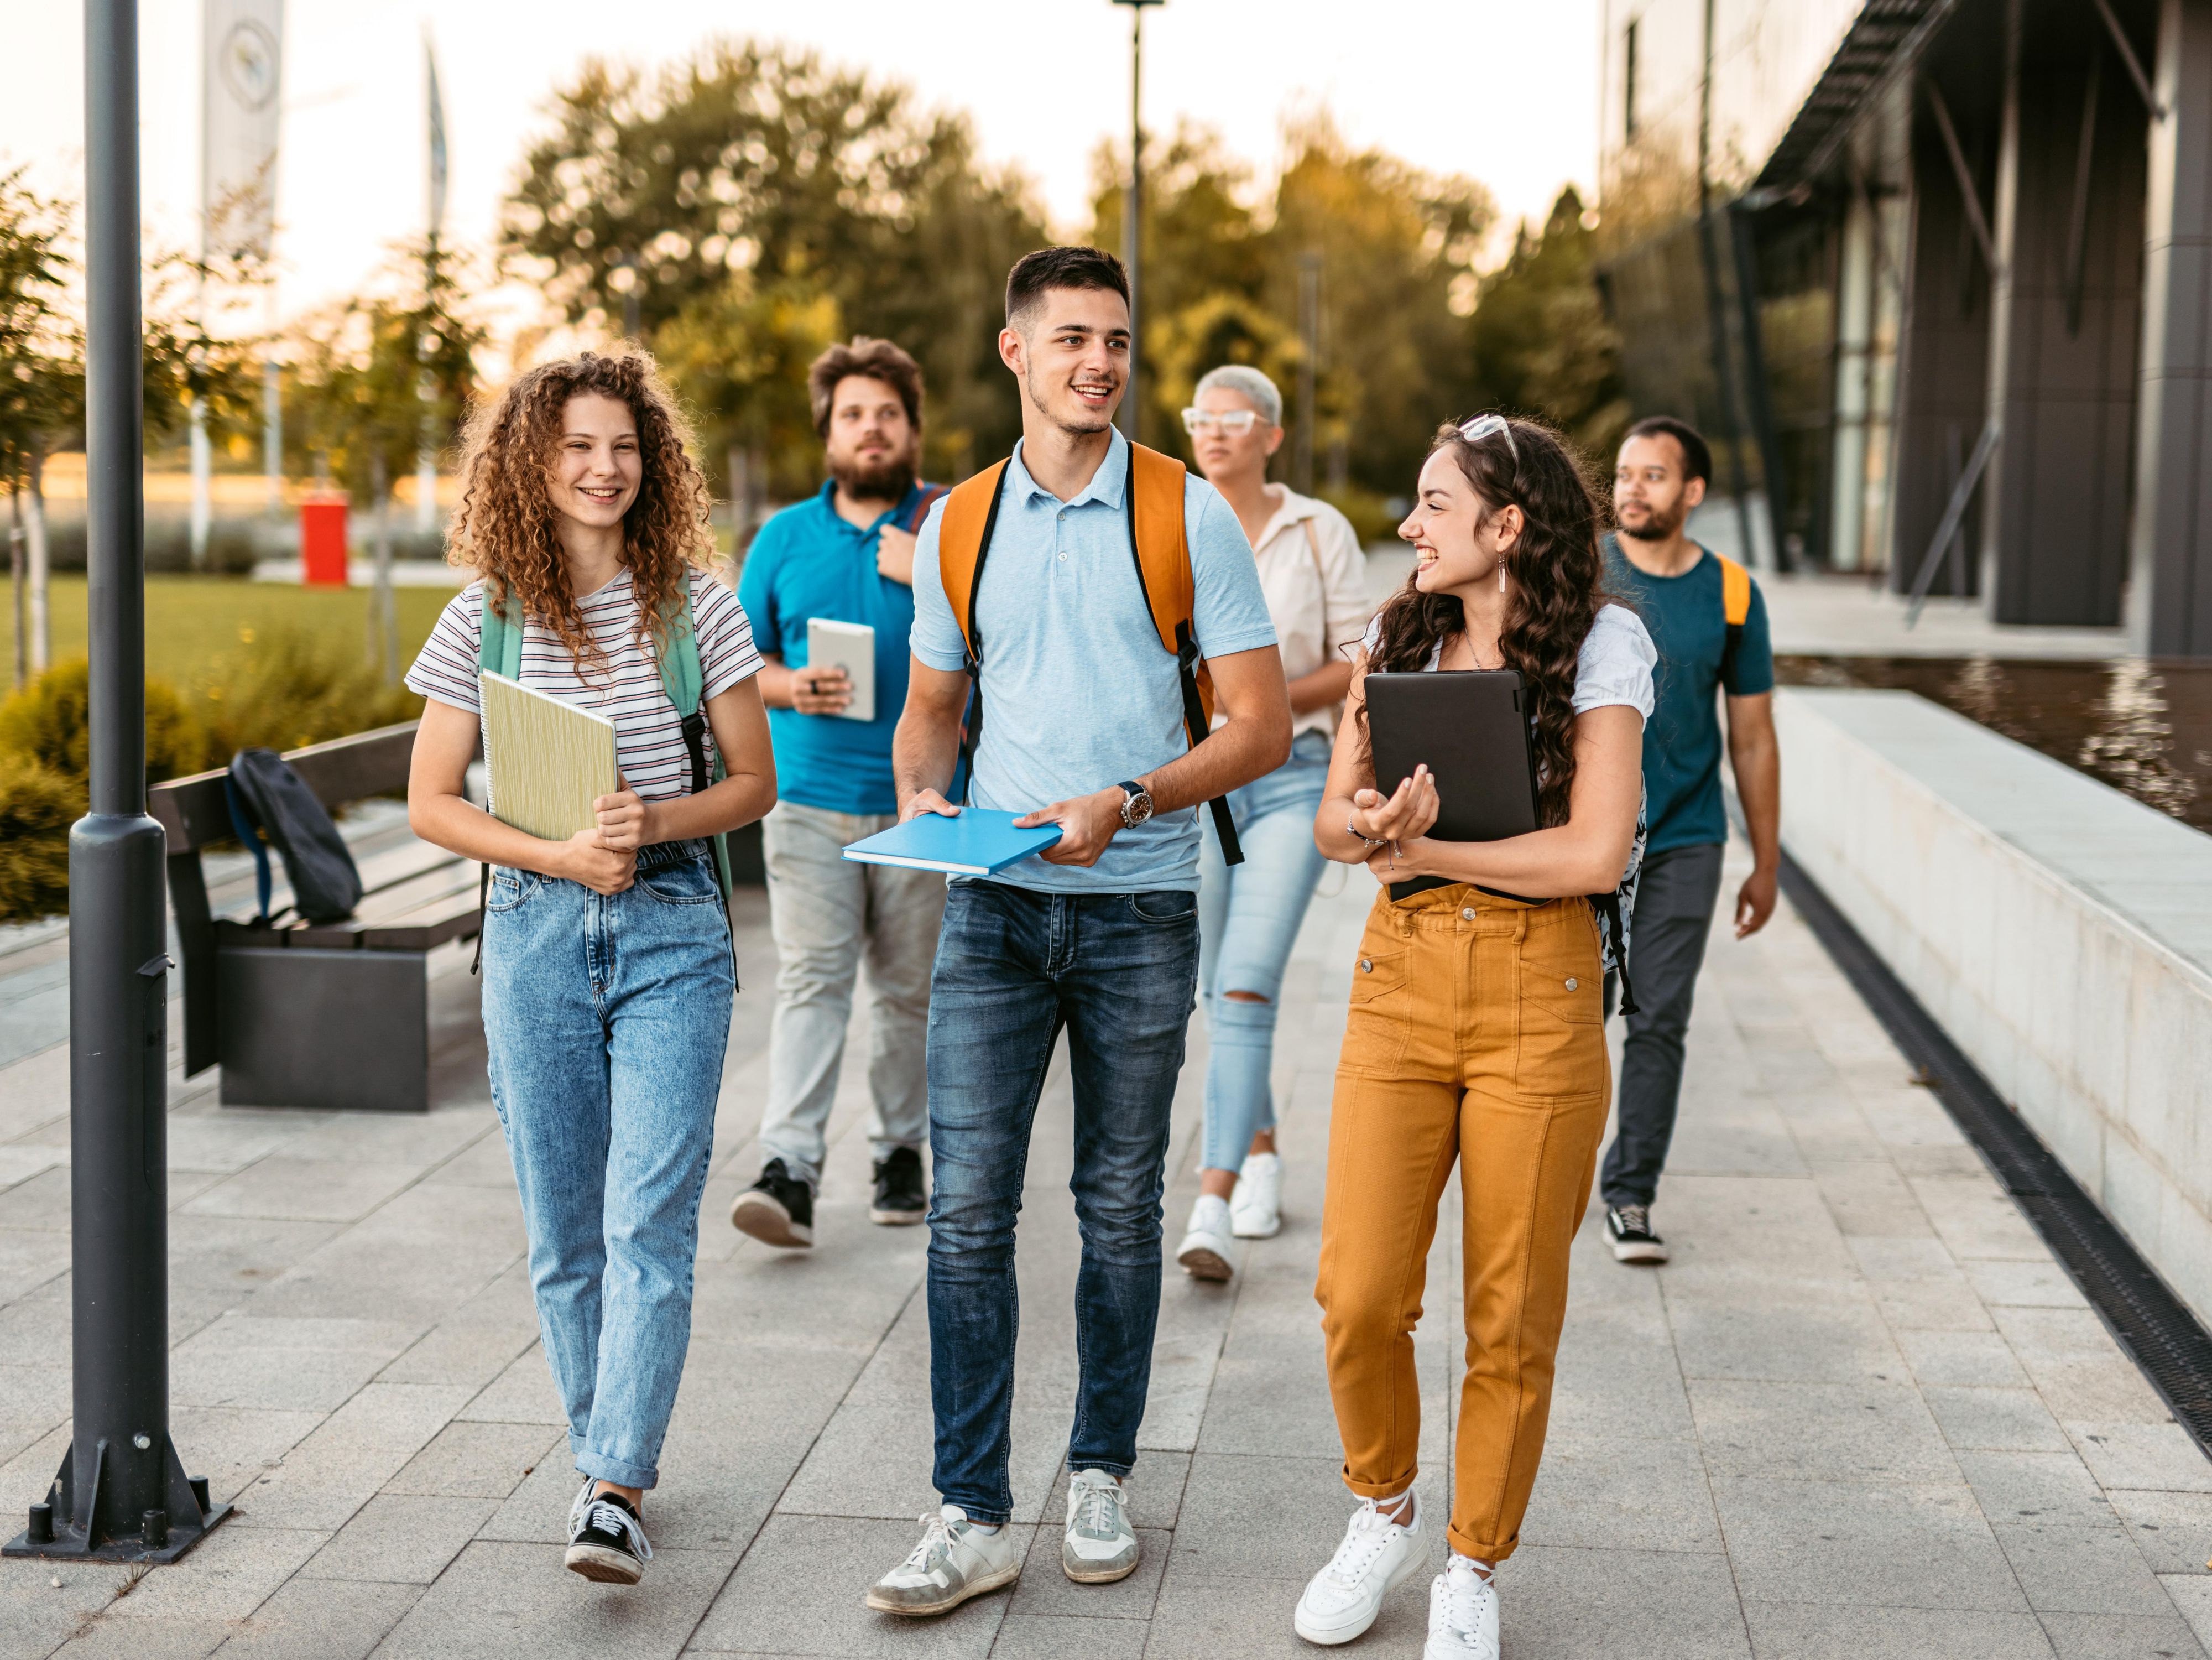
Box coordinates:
[406,568,763,804]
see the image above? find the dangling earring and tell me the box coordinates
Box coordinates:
[1498,558,1507,594]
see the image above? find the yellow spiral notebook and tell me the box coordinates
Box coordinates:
[478,670,618,841]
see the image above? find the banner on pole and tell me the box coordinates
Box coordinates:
[426,33,448,238]
[202,0,284,261]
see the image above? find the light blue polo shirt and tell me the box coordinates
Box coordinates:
[910,428,1276,893]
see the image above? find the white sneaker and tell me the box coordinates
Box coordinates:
[1176,1195,1235,1282]
[1293,1495,1428,1645]
[1229,1152,1282,1237]
[1425,1556,1500,1658]
[864,1504,1021,1616]
[1062,1468,1139,1583]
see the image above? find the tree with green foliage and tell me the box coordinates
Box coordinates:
[285,238,484,679]
[1465,187,1629,461]
[0,168,80,685]
[502,39,1045,491]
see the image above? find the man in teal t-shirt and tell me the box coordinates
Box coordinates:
[1598,417,1781,1267]
[730,337,947,1252]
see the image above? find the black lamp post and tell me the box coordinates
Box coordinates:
[1112,0,1164,443]
[4,0,228,1566]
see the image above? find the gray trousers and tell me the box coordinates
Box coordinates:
[757,801,947,1189]
[1600,841,1727,1210]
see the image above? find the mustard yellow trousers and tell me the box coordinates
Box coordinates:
[1315,882,1611,1562]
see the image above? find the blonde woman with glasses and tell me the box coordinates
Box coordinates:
[1172,365,1371,1281]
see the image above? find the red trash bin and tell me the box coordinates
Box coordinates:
[300,495,349,587]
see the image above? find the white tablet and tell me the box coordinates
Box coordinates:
[805,618,877,722]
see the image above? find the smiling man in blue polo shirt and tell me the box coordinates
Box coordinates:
[864,248,1288,1616]
[732,337,946,1251]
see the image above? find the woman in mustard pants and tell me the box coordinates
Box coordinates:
[1292,415,1653,1660]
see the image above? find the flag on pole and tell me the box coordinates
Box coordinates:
[202,0,284,261]
[426,33,448,239]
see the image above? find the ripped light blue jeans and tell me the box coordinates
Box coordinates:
[481,839,734,1491]
[1196,727,1334,1173]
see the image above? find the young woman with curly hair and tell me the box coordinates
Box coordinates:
[1291,416,1653,1660]
[405,352,775,1585]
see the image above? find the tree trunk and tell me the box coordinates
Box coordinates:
[727,444,751,559]
[27,446,50,674]
[8,489,23,691]
[371,451,398,685]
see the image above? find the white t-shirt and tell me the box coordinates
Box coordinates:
[1359,602,1657,722]
[406,567,763,804]
[1243,486,1373,740]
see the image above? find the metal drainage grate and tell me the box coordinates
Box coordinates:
[1779,851,2212,1458]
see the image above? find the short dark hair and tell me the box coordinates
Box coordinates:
[808,336,924,438]
[1004,246,1130,331]
[1621,415,1712,486]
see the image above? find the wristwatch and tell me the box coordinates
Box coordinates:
[1117,780,1154,828]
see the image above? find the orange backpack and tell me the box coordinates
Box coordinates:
[935,441,1243,863]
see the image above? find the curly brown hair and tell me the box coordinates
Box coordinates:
[1361,415,1611,829]
[446,351,716,668]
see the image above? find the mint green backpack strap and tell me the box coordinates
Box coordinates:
[469,585,523,975]
[654,586,735,904]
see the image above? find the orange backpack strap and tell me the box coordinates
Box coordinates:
[1718,553,1752,626]
[1123,441,1241,863]
[935,462,1010,667]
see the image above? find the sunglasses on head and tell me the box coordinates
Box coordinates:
[1182,408,1261,435]
[1458,413,1519,462]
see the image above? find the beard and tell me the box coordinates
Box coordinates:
[1027,365,1117,435]
[1617,497,1688,542]
[827,446,917,503]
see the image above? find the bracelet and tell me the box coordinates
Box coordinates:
[1348,813,1386,850]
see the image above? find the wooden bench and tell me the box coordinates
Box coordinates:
[150,722,481,1113]
[150,721,768,1113]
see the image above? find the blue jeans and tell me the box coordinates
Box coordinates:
[924,878,1201,1524]
[481,840,734,1491]
[1196,728,1333,1172]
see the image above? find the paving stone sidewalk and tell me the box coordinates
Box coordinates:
[2,833,2210,1659]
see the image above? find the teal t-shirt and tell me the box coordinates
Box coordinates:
[1601,535,1774,855]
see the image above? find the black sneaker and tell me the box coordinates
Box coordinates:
[870,1146,927,1225]
[1606,1204,1668,1264]
[566,1487,651,1584]
[731,1157,815,1248]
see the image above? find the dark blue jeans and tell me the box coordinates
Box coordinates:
[924,878,1201,1524]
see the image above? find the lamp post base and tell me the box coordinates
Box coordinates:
[2,1436,233,1564]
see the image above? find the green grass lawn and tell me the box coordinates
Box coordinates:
[7,575,458,693]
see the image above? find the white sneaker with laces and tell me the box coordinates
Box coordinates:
[1425,1555,1500,1659]
[1293,1495,1428,1645]
[865,1504,1021,1616]
[1062,1468,1139,1583]
[1176,1194,1235,1281]
[1229,1152,1282,1238]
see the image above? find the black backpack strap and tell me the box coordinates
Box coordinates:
[1720,620,1744,691]
[471,864,490,976]
[1592,890,1638,1017]
[956,473,1007,805]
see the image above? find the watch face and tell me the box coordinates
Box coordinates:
[1124,790,1153,826]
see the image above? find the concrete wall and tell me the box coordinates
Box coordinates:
[1775,686,2212,1326]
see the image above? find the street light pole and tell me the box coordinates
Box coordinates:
[1113,0,1163,444]
[6,0,229,1566]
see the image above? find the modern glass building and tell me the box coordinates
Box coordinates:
[1596,0,2212,654]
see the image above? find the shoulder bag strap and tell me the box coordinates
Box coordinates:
[1717,553,1751,689]
[936,462,1010,804]
[469,586,520,975]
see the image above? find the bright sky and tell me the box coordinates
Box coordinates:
[12,1,1600,344]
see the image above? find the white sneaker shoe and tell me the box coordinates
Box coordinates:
[1293,1495,1429,1645]
[1229,1152,1282,1237]
[1425,1555,1500,1658]
[1176,1195,1235,1282]
[1062,1468,1139,1583]
[864,1504,1021,1616]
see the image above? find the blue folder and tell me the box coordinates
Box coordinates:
[842,809,1063,876]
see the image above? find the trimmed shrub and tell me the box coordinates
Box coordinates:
[0,754,78,923]
[0,657,211,787]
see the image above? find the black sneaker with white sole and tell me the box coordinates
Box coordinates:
[870,1146,927,1225]
[731,1157,815,1248]
[1606,1204,1668,1264]
[566,1488,651,1584]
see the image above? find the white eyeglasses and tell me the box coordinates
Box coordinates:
[1458,413,1519,462]
[1182,408,1261,435]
